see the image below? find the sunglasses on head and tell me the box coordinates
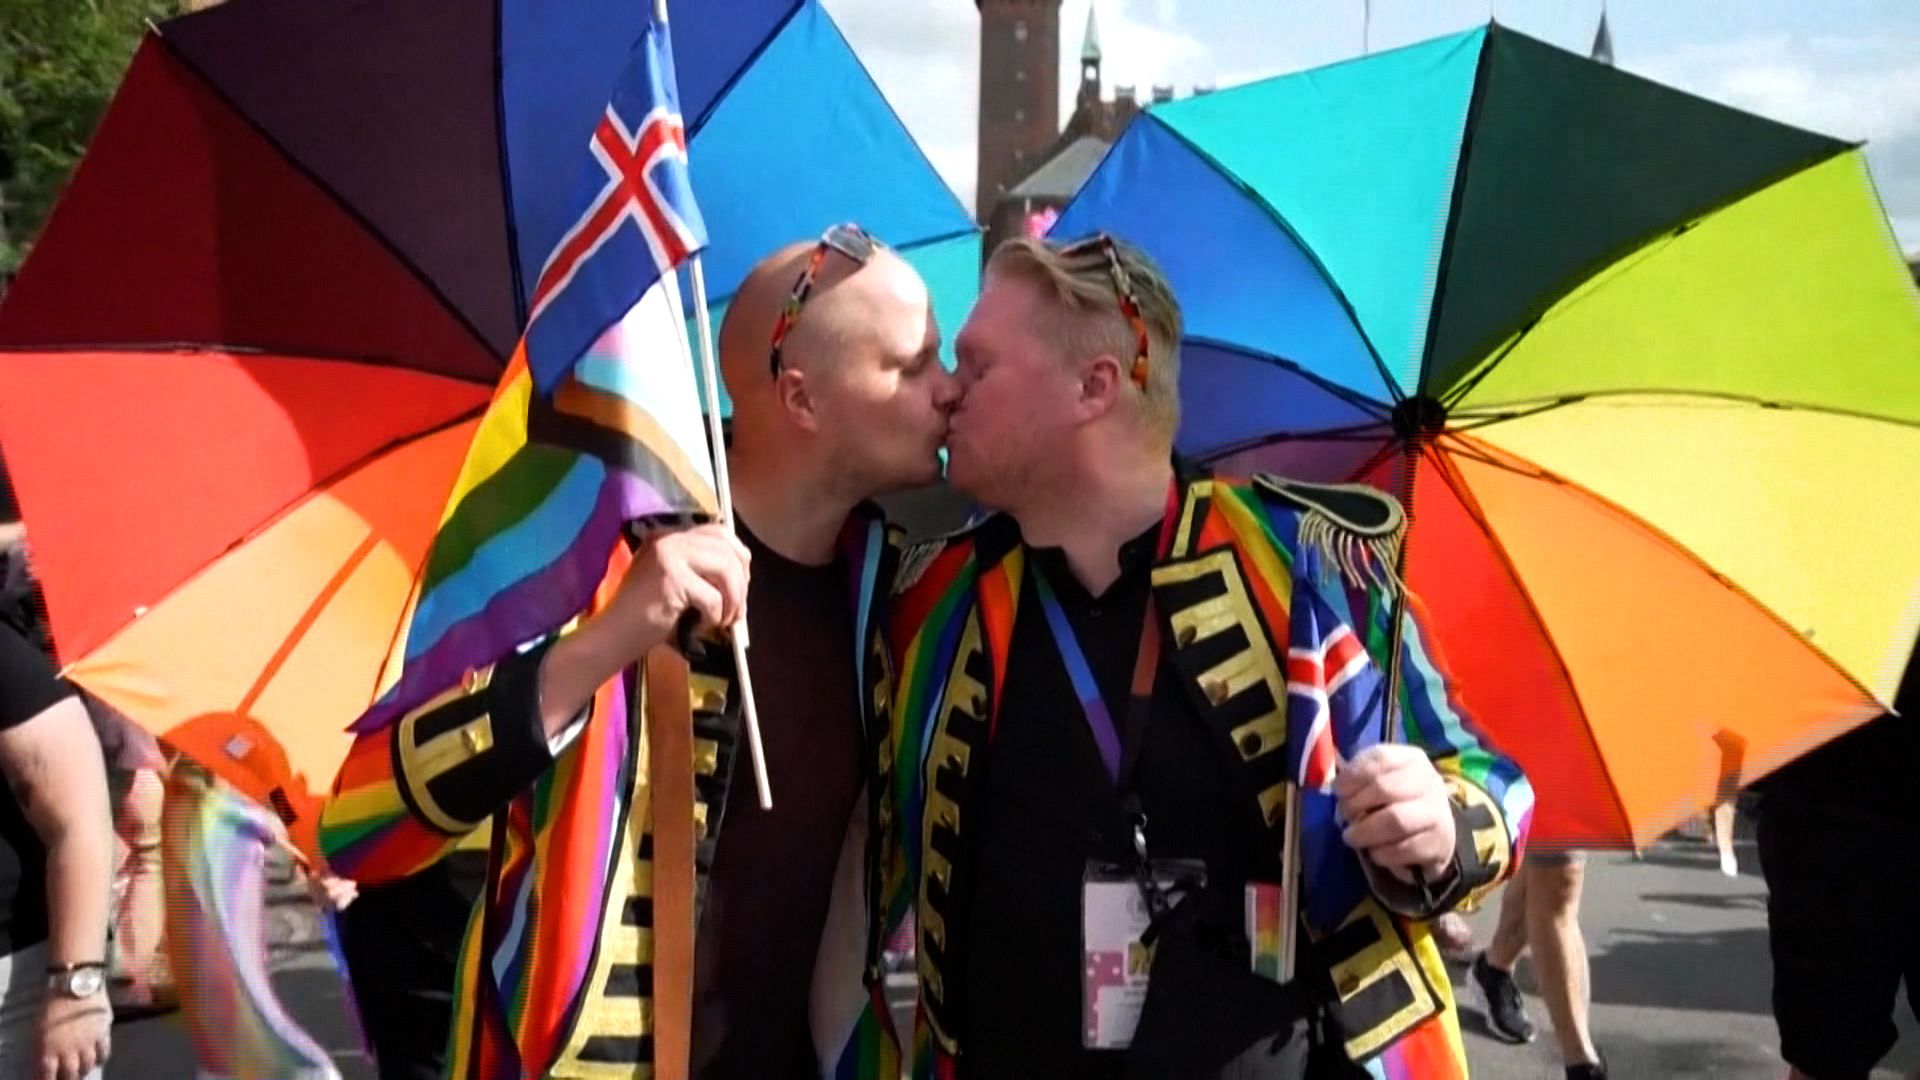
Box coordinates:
[1057,233,1151,390]
[768,223,886,377]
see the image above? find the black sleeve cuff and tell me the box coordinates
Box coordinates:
[394,641,575,835]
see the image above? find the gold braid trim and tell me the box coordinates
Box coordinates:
[1294,506,1406,599]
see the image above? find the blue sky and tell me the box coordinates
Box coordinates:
[828,0,1920,250]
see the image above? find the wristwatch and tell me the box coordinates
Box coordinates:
[45,962,106,999]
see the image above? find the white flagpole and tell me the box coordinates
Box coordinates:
[655,0,772,810]
[688,255,771,810]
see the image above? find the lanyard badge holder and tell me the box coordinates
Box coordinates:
[1081,799,1205,1051]
[1028,499,1212,1052]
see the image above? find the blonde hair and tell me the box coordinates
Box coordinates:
[987,234,1183,439]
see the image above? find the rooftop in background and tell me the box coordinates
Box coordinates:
[1009,135,1111,201]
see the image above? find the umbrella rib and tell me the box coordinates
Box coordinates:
[1430,144,1854,407]
[152,34,511,368]
[1423,444,1637,845]
[1439,312,1543,411]
[0,341,498,386]
[1438,224,1694,408]
[1197,422,1398,465]
[1448,389,1920,435]
[75,404,487,673]
[1413,34,1496,402]
[491,0,529,331]
[235,531,385,718]
[1052,115,1404,403]
[681,2,807,135]
[1198,420,1397,463]
[818,9,978,228]
[1442,431,1886,720]
[1183,335,1395,419]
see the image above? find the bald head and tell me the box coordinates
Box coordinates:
[717,234,954,498]
[718,239,929,416]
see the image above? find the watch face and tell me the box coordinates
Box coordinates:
[65,967,104,997]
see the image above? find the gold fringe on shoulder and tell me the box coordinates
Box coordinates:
[1296,509,1405,598]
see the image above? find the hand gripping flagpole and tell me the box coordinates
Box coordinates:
[1279,517,1411,984]
[652,0,772,810]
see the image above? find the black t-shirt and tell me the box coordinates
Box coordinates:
[690,521,864,1080]
[960,528,1280,1079]
[0,620,72,955]
[1755,641,1920,821]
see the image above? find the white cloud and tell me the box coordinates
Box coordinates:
[824,0,978,205]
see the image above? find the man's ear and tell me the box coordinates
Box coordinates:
[1078,352,1125,421]
[775,368,821,432]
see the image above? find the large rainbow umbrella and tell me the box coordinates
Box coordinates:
[1053,23,1920,847]
[0,0,973,856]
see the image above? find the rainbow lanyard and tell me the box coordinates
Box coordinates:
[1027,482,1180,789]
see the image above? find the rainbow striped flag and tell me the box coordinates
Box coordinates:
[163,762,341,1080]
[353,15,715,733]
[355,269,716,732]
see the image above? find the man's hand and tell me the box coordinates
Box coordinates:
[1333,744,1456,884]
[602,524,753,646]
[537,525,751,736]
[38,989,110,1080]
[307,872,359,914]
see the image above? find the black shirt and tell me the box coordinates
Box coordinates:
[1755,641,1920,821]
[961,527,1280,1079]
[0,620,71,955]
[690,522,865,1080]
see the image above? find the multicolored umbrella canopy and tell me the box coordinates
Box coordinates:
[0,0,973,854]
[1054,23,1920,847]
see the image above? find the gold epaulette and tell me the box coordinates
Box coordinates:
[1251,473,1406,595]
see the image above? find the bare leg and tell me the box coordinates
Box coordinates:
[1712,802,1738,877]
[1486,861,1530,971]
[1525,858,1599,1065]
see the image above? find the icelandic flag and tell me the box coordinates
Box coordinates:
[523,14,708,393]
[1285,584,1390,935]
[353,16,719,732]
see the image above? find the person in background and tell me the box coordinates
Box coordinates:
[0,617,113,1080]
[1754,644,1920,1080]
[0,518,174,1016]
[1471,850,1605,1079]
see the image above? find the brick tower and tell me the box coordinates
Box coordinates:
[975,0,1062,226]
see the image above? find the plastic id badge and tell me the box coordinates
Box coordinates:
[1081,859,1203,1050]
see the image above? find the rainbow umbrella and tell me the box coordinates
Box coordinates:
[1053,23,1920,847]
[0,0,973,858]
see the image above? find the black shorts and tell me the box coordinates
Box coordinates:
[1757,794,1920,1079]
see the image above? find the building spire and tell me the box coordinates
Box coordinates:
[1591,5,1615,66]
[1082,5,1102,64]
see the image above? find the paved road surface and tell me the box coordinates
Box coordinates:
[108,831,1918,1078]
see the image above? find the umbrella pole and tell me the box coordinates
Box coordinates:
[687,254,773,810]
